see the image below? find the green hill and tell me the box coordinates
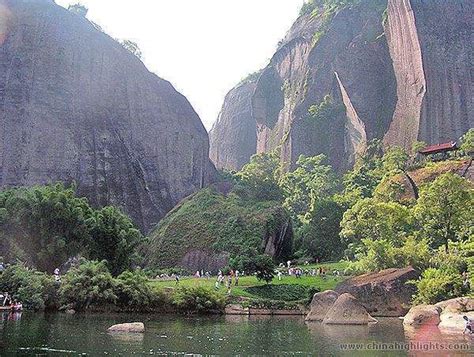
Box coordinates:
[144,187,293,272]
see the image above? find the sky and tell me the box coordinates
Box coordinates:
[55,0,306,130]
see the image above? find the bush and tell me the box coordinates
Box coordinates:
[172,286,225,314]
[0,264,57,310]
[410,268,468,304]
[59,260,117,310]
[114,270,166,311]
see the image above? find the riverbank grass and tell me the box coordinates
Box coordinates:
[149,262,348,300]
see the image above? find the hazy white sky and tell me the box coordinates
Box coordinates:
[55,0,305,130]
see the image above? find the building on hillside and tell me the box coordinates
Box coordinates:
[418,141,458,160]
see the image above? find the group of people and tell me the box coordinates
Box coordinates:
[215,270,240,295]
[0,292,22,311]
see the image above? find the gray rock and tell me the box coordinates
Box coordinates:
[323,293,377,325]
[209,80,257,171]
[305,290,339,322]
[336,267,419,317]
[107,322,145,333]
[0,0,215,233]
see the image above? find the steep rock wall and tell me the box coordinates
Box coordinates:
[384,0,473,149]
[217,0,396,172]
[0,0,215,232]
[211,0,472,171]
[209,79,257,171]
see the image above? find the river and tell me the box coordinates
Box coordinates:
[0,312,472,356]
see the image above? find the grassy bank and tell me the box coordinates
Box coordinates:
[149,262,348,301]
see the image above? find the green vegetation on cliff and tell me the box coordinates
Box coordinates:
[145,187,292,270]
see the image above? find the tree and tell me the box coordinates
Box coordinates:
[298,200,345,261]
[120,40,143,59]
[342,139,385,205]
[236,152,283,201]
[460,128,474,155]
[280,154,339,224]
[87,206,142,276]
[382,146,409,172]
[414,173,473,251]
[340,198,414,247]
[0,184,93,272]
[253,255,275,284]
[68,3,88,17]
[0,184,142,275]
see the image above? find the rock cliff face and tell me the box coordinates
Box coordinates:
[209,78,257,171]
[210,0,473,171]
[0,0,215,232]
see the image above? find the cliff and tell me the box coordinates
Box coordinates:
[210,0,473,171]
[0,0,215,232]
[144,187,293,272]
[209,76,257,171]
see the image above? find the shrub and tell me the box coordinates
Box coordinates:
[172,286,225,314]
[59,260,117,310]
[0,264,57,310]
[410,268,468,304]
[114,270,166,311]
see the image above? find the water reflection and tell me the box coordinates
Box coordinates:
[0,313,472,356]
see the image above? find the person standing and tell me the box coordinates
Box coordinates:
[277,271,282,281]
[54,268,61,283]
[235,270,240,286]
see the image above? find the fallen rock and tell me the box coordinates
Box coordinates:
[336,267,419,317]
[323,293,377,325]
[403,305,441,327]
[305,290,340,321]
[107,322,145,333]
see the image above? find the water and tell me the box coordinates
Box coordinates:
[0,312,472,356]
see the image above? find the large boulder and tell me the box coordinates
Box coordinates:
[435,297,474,314]
[436,297,474,333]
[323,293,377,325]
[107,322,145,333]
[403,305,441,327]
[438,311,474,332]
[336,267,419,317]
[305,290,339,322]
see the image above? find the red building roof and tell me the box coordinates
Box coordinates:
[419,141,458,155]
